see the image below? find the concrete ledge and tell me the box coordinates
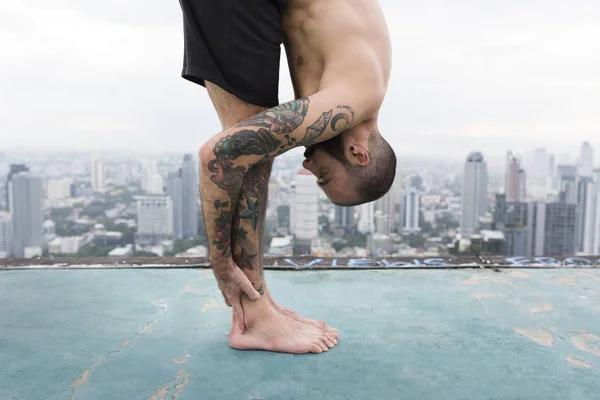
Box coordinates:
[2,255,600,270]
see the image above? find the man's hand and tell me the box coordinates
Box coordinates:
[213,260,261,333]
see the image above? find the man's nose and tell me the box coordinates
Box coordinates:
[302,159,314,173]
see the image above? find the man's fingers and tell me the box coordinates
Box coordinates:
[230,296,245,335]
[233,269,261,301]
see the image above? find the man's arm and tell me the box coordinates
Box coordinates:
[199,86,381,264]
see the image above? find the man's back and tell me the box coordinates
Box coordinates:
[283,0,392,100]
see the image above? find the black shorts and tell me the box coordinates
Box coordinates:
[179,0,289,107]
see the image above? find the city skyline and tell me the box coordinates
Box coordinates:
[1,1,599,156]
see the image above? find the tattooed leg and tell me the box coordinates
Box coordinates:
[230,160,338,337]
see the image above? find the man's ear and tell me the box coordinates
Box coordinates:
[350,144,369,166]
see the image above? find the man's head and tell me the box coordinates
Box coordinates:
[302,125,396,206]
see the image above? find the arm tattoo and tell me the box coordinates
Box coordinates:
[207,97,354,256]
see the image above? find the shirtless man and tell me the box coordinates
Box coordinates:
[177,0,395,353]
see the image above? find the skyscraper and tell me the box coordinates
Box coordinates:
[558,165,578,204]
[460,152,488,238]
[135,196,174,245]
[575,177,593,252]
[358,201,375,234]
[166,171,183,238]
[181,154,198,238]
[505,152,526,202]
[0,212,11,258]
[5,164,28,211]
[579,141,594,177]
[90,154,106,193]
[583,169,600,255]
[527,201,576,256]
[165,154,198,239]
[334,205,355,231]
[402,187,420,233]
[9,172,43,258]
[294,170,318,254]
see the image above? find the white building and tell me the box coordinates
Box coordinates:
[46,178,73,199]
[403,187,421,233]
[109,244,134,257]
[293,170,318,254]
[136,196,174,244]
[358,201,375,234]
[268,236,294,257]
[141,161,164,194]
[460,152,488,238]
[580,141,594,177]
[375,210,392,235]
[90,154,106,193]
[0,212,11,258]
[48,236,83,255]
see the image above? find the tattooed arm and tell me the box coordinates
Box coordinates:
[199,86,379,266]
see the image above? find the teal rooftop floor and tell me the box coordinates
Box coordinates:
[1,266,600,399]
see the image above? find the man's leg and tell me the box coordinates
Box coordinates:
[205,82,338,353]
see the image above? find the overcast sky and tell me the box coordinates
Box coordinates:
[1,0,599,160]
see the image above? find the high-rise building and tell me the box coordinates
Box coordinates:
[409,175,423,191]
[527,201,576,256]
[9,172,43,258]
[5,164,29,211]
[293,170,318,254]
[358,201,375,234]
[558,165,578,204]
[402,187,420,233]
[180,154,198,238]
[166,171,183,238]
[575,177,593,252]
[375,210,392,235]
[46,178,73,200]
[277,205,291,233]
[335,205,355,232]
[90,154,106,193]
[505,152,526,202]
[580,141,594,177]
[583,169,600,254]
[141,160,164,194]
[135,196,174,245]
[460,152,488,238]
[0,212,11,258]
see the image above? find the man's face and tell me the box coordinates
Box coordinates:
[302,134,359,205]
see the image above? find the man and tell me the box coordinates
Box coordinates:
[178,0,396,354]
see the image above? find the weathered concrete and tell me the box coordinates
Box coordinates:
[1,268,599,399]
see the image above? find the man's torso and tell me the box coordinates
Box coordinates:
[282,0,392,102]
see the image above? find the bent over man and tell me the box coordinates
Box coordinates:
[177,0,396,353]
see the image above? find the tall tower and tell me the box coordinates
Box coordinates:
[358,201,375,235]
[403,187,421,233]
[334,205,355,231]
[505,152,526,202]
[135,196,174,245]
[460,152,488,238]
[9,172,43,258]
[181,154,198,238]
[90,154,106,193]
[293,170,318,254]
[5,164,28,211]
[166,170,183,239]
[580,141,594,177]
[0,212,11,258]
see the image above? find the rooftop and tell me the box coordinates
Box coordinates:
[2,257,600,399]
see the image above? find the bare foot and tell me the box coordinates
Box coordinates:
[229,296,337,354]
[265,287,339,338]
